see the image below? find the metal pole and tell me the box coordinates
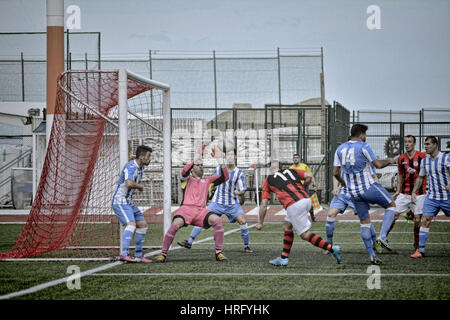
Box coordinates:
[213,50,218,129]
[149,49,154,115]
[21,52,25,101]
[85,52,88,70]
[277,47,281,105]
[66,29,70,71]
[97,32,101,70]
[320,47,326,155]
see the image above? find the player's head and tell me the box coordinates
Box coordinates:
[424,136,438,155]
[225,149,237,166]
[192,159,204,178]
[404,135,416,152]
[135,145,152,166]
[293,153,300,164]
[350,124,368,142]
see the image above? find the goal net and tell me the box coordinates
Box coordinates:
[0,69,171,260]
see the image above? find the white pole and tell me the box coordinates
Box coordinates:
[162,89,172,236]
[118,69,128,254]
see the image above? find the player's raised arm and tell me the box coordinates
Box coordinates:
[180,160,194,181]
[208,145,229,186]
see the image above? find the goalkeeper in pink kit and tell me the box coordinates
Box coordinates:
[155,146,230,262]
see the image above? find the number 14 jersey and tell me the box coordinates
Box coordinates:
[334,141,377,197]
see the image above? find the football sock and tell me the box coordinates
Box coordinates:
[386,219,396,237]
[304,231,333,252]
[325,216,336,243]
[161,224,180,255]
[414,224,420,247]
[361,223,375,257]
[419,227,429,254]
[134,227,147,258]
[240,223,250,247]
[370,222,377,242]
[379,208,395,240]
[282,230,294,259]
[188,226,203,245]
[212,218,224,254]
[121,224,136,256]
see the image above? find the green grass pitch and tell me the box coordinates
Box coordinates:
[0,221,449,300]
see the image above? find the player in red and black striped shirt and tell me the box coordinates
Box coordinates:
[255,160,341,265]
[387,135,427,249]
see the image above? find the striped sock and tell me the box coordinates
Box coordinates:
[414,225,420,247]
[304,232,333,253]
[282,230,294,259]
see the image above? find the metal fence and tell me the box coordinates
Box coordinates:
[0,38,323,111]
[170,103,340,205]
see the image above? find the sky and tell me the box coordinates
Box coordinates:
[0,0,449,113]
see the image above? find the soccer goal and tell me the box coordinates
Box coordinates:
[0,69,171,261]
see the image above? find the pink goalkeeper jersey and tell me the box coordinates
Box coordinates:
[180,161,229,207]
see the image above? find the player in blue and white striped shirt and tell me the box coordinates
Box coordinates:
[326,159,379,251]
[334,124,396,264]
[178,149,253,253]
[112,145,153,263]
[410,136,450,258]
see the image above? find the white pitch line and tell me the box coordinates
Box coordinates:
[90,272,450,277]
[0,223,256,300]
[192,242,450,246]
[275,209,286,216]
[155,206,179,215]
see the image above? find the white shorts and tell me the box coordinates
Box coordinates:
[395,193,426,214]
[284,198,312,235]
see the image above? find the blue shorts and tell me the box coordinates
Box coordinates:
[207,202,244,223]
[330,193,356,213]
[351,183,393,220]
[112,204,145,226]
[422,197,450,217]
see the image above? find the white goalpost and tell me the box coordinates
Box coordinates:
[118,69,172,255]
[1,69,171,261]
